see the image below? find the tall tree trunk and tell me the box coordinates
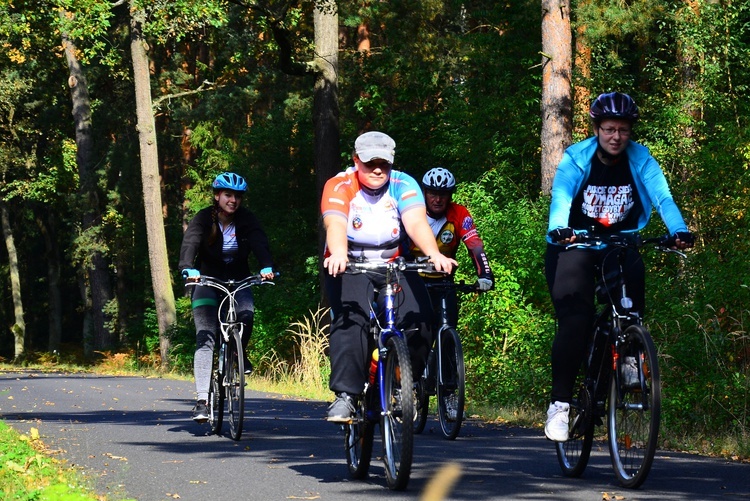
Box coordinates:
[36,212,62,353]
[540,0,573,195]
[313,0,340,199]
[61,14,114,351]
[313,0,340,305]
[130,2,176,369]
[1,202,25,359]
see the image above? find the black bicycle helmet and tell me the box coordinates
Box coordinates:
[212,172,248,192]
[422,167,456,192]
[589,92,640,123]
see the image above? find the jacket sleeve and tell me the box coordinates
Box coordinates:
[178,212,207,271]
[548,151,583,233]
[454,205,493,280]
[639,155,688,234]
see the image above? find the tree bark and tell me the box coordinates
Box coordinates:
[313,0,340,198]
[313,0,340,307]
[1,202,25,359]
[540,0,573,195]
[61,14,115,351]
[130,2,176,368]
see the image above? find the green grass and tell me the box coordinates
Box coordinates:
[0,420,115,501]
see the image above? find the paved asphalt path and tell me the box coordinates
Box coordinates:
[1,371,747,500]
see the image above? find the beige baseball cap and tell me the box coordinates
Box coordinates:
[354,131,396,163]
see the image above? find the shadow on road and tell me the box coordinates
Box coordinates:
[2,372,747,500]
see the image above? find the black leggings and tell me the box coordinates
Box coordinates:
[325,269,433,396]
[545,243,645,403]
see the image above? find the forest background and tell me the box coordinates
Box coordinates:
[0,0,748,458]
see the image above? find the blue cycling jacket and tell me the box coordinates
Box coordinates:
[547,136,688,244]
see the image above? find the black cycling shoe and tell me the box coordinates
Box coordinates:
[192,400,209,422]
[326,393,356,423]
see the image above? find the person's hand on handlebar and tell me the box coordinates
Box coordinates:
[259,267,275,280]
[672,231,695,250]
[429,253,457,274]
[182,268,200,282]
[324,251,349,277]
[548,227,577,245]
[476,277,493,292]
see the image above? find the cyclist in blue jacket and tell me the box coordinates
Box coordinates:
[179,172,276,422]
[544,92,694,441]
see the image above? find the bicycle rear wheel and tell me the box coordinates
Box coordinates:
[436,328,465,440]
[608,324,660,488]
[208,355,224,435]
[345,388,375,479]
[226,328,245,441]
[555,364,594,477]
[381,335,414,491]
[413,377,429,434]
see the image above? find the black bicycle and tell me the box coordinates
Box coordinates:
[185,274,275,441]
[414,280,479,440]
[555,232,685,488]
[343,257,436,491]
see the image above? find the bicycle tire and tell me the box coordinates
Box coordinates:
[382,335,414,491]
[436,328,465,440]
[226,328,245,441]
[555,363,595,477]
[608,324,660,488]
[345,388,375,479]
[413,377,429,434]
[208,356,224,435]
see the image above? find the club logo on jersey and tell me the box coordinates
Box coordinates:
[439,230,454,245]
[462,216,474,231]
[352,216,363,230]
[392,227,400,238]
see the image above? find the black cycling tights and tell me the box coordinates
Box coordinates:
[545,243,645,403]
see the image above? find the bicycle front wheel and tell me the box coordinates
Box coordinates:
[381,335,414,491]
[436,328,465,440]
[608,324,660,488]
[226,328,245,441]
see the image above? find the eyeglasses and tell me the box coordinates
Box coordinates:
[599,127,631,137]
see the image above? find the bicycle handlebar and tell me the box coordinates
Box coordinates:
[344,256,442,275]
[569,232,687,258]
[424,280,480,294]
[184,273,278,290]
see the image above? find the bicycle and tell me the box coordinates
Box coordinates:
[554,232,686,488]
[413,280,479,440]
[185,274,276,441]
[342,257,436,491]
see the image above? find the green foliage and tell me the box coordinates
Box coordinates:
[451,173,554,406]
[0,0,749,457]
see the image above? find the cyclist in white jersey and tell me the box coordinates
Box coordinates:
[321,131,456,422]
